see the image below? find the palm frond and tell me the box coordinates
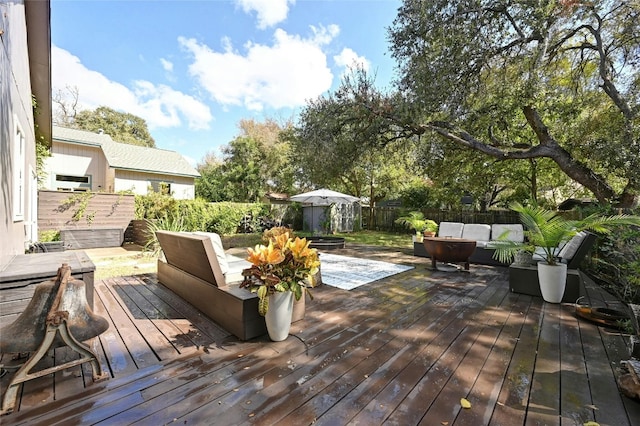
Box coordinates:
[496,203,640,266]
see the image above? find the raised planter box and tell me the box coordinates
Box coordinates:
[28,241,65,253]
[60,228,124,249]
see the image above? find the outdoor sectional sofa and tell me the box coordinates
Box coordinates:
[414,222,598,303]
[415,221,596,267]
[155,230,304,341]
[414,222,525,266]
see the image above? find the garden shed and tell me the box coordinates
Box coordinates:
[289,189,361,234]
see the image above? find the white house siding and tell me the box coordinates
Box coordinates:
[45,142,107,191]
[0,1,39,259]
[113,170,196,200]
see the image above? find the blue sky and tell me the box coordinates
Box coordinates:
[51,0,402,166]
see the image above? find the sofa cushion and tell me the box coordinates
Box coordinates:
[192,232,229,275]
[462,224,491,246]
[491,224,524,243]
[438,222,464,238]
[225,253,252,283]
[157,231,225,286]
[532,246,562,262]
[558,231,587,261]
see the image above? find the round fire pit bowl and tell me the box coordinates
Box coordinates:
[307,236,345,250]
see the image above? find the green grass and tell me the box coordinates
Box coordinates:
[335,230,413,249]
[90,253,158,280]
[90,230,412,279]
[223,230,413,250]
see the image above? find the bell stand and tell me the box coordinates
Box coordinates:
[1,264,109,415]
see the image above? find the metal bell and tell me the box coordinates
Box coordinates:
[0,273,109,353]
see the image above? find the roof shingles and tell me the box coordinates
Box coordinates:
[53,126,200,178]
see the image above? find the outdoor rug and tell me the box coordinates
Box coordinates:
[318,253,414,290]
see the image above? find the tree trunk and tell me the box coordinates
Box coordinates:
[423,106,637,207]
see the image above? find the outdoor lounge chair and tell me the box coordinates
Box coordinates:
[155,231,303,340]
[509,231,598,302]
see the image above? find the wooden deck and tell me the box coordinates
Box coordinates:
[2,245,640,425]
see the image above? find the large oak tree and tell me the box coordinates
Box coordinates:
[196,119,295,202]
[386,0,639,207]
[74,106,156,148]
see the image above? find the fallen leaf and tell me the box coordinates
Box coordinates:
[460,398,472,409]
[441,422,449,425]
[583,422,600,426]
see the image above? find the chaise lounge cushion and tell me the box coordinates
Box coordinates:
[192,231,230,276]
[530,231,596,269]
[192,231,250,283]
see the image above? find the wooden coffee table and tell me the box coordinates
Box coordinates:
[423,237,477,271]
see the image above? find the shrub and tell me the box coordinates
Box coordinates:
[143,216,187,257]
[585,225,640,303]
[582,206,640,304]
[39,230,60,242]
[134,194,272,235]
[135,192,178,220]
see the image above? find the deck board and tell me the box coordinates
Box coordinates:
[526,302,561,425]
[383,279,507,425]
[94,279,158,373]
[451,293,532,426]
[2,246,639,425]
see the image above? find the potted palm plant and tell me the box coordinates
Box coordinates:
[395,211,437,242]
[240,231,320,341]
[423,220,439,237]
[493,202,640,303]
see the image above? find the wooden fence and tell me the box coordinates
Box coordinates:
[363,207,522,232]
[38,191,135,248]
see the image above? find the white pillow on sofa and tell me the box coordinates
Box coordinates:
[462,224,491,246]
[491,224,525,243]
[438,222,464,238]
[558,231,587,261]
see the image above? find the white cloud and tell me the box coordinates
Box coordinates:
[160,58,174,72]
[179,26,337,111]
[235,0,295,29]
[334,47,371,75]
[52,45,212,130]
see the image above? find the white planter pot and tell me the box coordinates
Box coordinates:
[265,292,294,341]
[537,262,567,303]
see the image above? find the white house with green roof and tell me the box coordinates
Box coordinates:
[45,126,200,199]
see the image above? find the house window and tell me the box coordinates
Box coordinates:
[55,174,92,191]
[149,180,172,195]
[13,120,25,221]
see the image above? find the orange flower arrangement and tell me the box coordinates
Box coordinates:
[240,231,320,316]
